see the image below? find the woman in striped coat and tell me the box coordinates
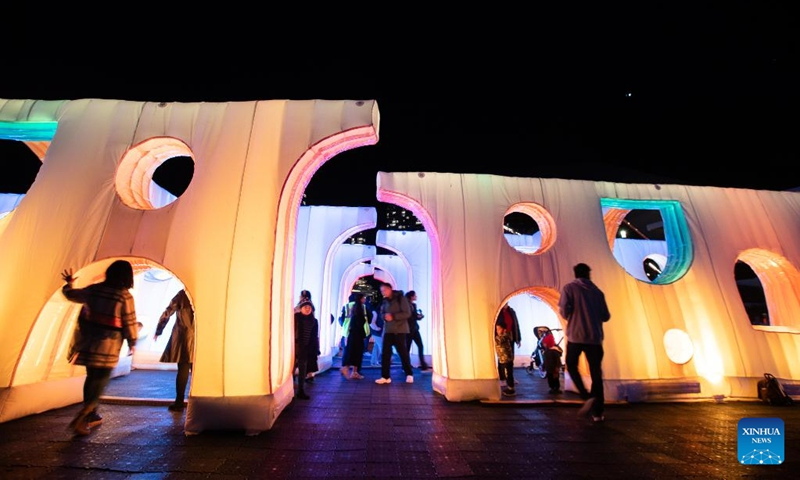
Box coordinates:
[62,260,138,436]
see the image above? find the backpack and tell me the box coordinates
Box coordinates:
[757,373,794,406]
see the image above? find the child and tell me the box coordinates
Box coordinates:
[495,323,516,396]
[540,331,563,394]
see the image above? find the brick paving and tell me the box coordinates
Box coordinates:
[0,366,798,479]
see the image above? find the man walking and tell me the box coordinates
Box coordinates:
[558,263,611,422]
[375,282,415,384]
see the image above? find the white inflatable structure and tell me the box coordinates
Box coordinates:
[1,97,799,435]
[376,172,800,403]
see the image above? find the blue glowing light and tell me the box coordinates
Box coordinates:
[0,121,57,141]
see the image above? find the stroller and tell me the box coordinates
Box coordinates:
[525,326,564,379]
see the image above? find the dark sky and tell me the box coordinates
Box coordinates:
[2,4,798,205]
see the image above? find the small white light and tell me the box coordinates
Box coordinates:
[664,328,694,364]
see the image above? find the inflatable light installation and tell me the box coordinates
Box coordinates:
[2,97,800,435]
[0,98,379,434]
[376,171,800,403]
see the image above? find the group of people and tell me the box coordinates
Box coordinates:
[62,258,610,437]
[494,262,611,422]
[338,287,431,379]
[292,282,432,397]
[61,260,195,436]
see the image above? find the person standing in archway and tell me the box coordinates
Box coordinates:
[494,304,521,383]
[293,300,319,400]
[154,288,195,412]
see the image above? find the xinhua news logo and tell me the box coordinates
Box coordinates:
[738,418,784,465]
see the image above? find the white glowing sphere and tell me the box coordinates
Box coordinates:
[663,328,694,364]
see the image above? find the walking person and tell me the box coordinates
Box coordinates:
[558,263,611,422]
[405,290,431,371]
[495,304,521,383]
[61,260,139,436]
[154,288,195,412]
[293,300,319,400]
[375,282,415,384]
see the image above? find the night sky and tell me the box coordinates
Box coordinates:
[2,4,798,205]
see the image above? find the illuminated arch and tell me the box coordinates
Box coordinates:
[496,286,564,368]
[274,114,379,390]
[11,256,188,388]
[374,242,414,290]
[320,214,377,352]
[601,198,692,285]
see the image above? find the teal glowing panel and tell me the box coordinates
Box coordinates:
[600,197,693,285]
[0,121,57,141]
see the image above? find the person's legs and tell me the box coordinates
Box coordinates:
[505,362,515,390]
[341,338,351,377]
[174,362,192,406]
[296,358,309,398]
[411,331,429,369]
[396,333,414,377]
[544,350,561,391]
[352,338,365,374]
[380,333,395,379]
[565,342,589,399]
[83,367,112,411]
[371,335,383,366]
[498,359,506,381]
[584,344,605,417]
[71,367,112,434]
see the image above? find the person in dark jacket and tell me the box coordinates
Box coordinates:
[558,263,611,422]
[375,282,415,384]
[61,260,138,436]
[154,289,195,411]
[342,292,370,379]
[294,300,319,399]
[405,290,431,371]
[294,289,318,381]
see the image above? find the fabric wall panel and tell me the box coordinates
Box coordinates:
[378,171,800,402]
[0,98,380,431]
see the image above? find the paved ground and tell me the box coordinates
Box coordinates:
[1,364,798,479]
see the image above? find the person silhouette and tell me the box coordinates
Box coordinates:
[154,289,195,412]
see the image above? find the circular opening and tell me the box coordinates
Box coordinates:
[663,328,694,364]
[115,137,195,210]
[503,203,556,255]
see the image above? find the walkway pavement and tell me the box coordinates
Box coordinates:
[1,366,797,479]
